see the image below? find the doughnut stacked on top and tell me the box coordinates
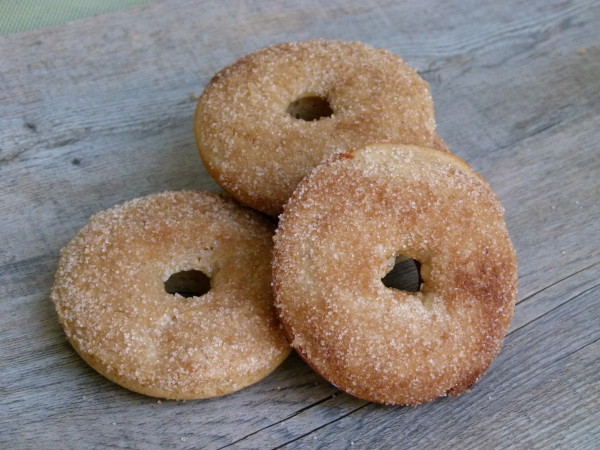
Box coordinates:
[272,144,517,405]
[195,40,448,216]
[195,40,517,405]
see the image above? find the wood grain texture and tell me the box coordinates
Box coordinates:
[1,0,599,448]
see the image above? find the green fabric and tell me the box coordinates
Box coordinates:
[0,0,154,35]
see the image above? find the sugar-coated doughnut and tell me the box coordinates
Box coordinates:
[51,191,290,399]
[195,40,448,216]
[273,144,517,405]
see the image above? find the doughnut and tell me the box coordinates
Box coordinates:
[273,143,517,405]
[194,39,448,216]
[51,191,290,399]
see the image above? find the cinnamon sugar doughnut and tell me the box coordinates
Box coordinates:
[273,143,517,405]
[51,191,290,399]
[195,40,448,216]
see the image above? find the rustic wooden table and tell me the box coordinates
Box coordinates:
[1,0,599,448]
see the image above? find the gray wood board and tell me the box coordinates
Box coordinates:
[1,0,599,448]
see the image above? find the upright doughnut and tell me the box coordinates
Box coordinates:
[273,144,518,405]
[195,40,448,216]
[51,191,290,399]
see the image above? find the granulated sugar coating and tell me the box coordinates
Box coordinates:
[273,144,518,405]
[195,40,448,216]
[51,191,290,399]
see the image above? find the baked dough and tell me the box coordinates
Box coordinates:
[195,40,448,216]
[273,143,517,405]
[52,191,290,399]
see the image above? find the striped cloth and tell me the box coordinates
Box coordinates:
[0,0,153,35]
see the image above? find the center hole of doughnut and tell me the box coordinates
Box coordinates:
[164,270,211,298]
[286,96,333,121]
[382,255,422,293]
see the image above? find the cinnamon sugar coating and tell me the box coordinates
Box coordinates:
[195,40,448,216]
[51,191,290,399]
[273,144,517,405]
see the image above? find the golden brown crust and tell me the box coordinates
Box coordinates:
[195,40,448,216]
[273,143,517,405]
[51,191,290,399]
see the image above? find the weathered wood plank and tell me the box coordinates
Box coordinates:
[1,0,599,448]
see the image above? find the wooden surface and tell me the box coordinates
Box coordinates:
[1,0,599,448]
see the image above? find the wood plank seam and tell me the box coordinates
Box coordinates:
[218,390,345,449]
[508,281,600,336]
[533,336,599,376]
[516,260,600,307]
[491,117,562,154]
[509,260,600,332]
[274,402,370,450]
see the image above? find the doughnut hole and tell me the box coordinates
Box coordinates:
[381,254,422,293]
[286,95,333,121]
[164,269,211,298]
